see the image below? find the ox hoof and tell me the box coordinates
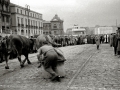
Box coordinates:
[27,62,31,64]
[20,64,24,68]
[38,64,42,68]
[5,66,9,69]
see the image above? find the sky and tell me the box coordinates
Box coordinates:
[10,0,120,32]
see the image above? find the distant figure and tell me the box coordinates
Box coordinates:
[109,34,113,47]
[116,27,120,57]
[84,37,87,44]
[113,33,118,56]
[95,35,100,50]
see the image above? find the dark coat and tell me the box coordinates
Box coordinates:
[95,36,100,45]
[117,37,120,52]
[113,34,118,47]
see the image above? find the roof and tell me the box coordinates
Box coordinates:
[10,3,42,15]
[51,14,63,22]
[43,21,51,23]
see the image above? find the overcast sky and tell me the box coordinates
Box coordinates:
[10,0,120,32]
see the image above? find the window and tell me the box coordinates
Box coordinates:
[33,20,35,26]
[6,6,9,12]
[25,11,26,15]
[29,19,31,25]
[21,18,23,24]
[2,16,4,22]
[17,8,19,13]
[39,21,40,27]
[21,30,24,35]
[36,14,37,18]
[53,24,57,28]
[31,20,32,26]
[33,13,34,17]
[17,17,19,24]
[36,21,37,26]
[28,19,30,25]
[6,16,9,23]
[21,10,22,14]
[41,22,42,27]
[54,31,56,34]
[25,11,28,15]
[25,19,27,25]
[3,5,6,11]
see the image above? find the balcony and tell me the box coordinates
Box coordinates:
[1,11,11,16]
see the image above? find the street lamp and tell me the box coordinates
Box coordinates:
[25,4,30,38]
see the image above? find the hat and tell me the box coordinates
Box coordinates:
[116,27,120,32]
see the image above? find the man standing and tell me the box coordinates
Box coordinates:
[95,35,100,50]
[109,34,113,47]
[116,27,120,57]
[37,41,60,82]
[113,32,118,56]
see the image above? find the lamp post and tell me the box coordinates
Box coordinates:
[25,4,30,38]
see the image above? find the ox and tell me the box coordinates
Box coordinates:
[4,34,33,69]
[36,34,61,49]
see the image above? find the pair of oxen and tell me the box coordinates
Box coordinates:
[0,34,62,69]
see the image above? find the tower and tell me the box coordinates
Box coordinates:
[50,14,64,35]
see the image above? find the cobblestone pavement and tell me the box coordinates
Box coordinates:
[0,44,119,90]
[71,44,120,90]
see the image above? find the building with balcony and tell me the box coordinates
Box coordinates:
[43,20,51,35]
[10,3,43,38]
[50,14,64,35]
[0,0,11,36]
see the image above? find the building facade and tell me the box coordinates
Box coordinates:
[50,14,64,35]
[0,0,11,36]
[85,27,95,35]
[66,28,72,35]
[43,20,51,35]
[94,26,117,35]
[72,25,86,36]
[10,3,43,38]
